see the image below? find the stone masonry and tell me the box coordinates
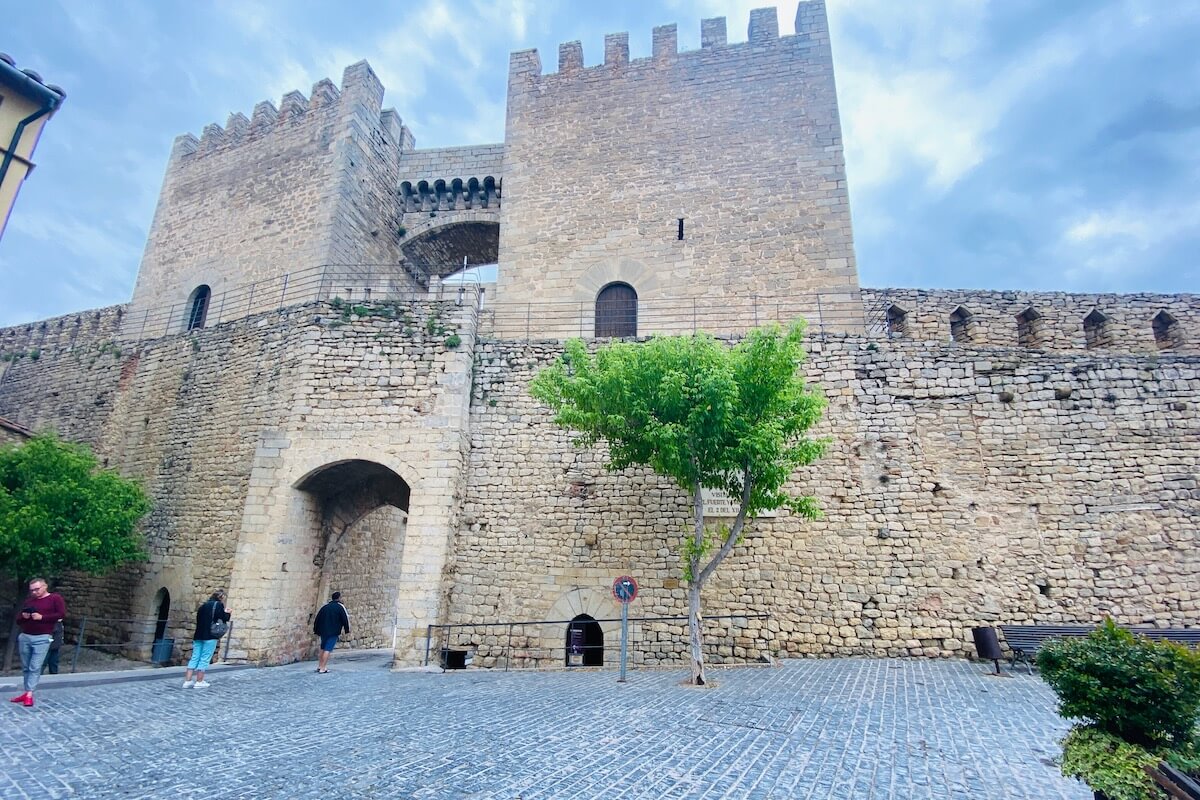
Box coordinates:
[0,1,1197,668]
[495,3,860,338]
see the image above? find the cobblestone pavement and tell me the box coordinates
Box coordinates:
[0,657,1087,800]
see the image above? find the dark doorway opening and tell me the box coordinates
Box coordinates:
[153,588,171,641]
[566,614,604,667]
[595,282,637,338]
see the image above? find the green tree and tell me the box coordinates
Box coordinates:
[530,323,827,685]
[0,433,150,671]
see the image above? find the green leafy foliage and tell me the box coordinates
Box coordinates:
[1038,619,1200,748]
[530,323,827,682]
[530,323,827,519]
[444,333,462,349]
[0,434,150,581]
[1059,727,1164,800]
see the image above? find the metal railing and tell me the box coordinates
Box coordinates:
[122,263,454,342]
[424,611,772,672]
[117,260,882,344]
[0,614,237,674]
[480,294,869,340]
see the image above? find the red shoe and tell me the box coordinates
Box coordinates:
[22,695,33,707]
[9,693,28,703]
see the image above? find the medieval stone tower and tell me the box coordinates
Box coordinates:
[123,2,857,342]
[1,0,1197,670]
[495,3,860,337]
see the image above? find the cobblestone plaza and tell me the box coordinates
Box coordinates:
[1,657,1088,799]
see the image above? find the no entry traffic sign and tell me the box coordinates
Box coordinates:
[612,575,638,604]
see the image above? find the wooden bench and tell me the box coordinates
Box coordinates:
[999,625,1200,673]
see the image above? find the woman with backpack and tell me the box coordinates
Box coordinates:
[182,589,230,689]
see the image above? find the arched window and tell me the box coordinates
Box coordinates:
[595,282,637,338]
[186,285,211,331]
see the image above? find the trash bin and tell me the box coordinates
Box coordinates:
[440,648,467,670]
[972,626,1003,660]
[151,637,175,665]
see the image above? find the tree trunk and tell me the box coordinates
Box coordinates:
[2,576,22,674]
[688,579,706,685]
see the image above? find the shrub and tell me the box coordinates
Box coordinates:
[444,333,462,349]
[1038,619,1200,748]
[1058,727,1161,800]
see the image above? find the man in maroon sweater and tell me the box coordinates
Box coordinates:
[11,577,66,707]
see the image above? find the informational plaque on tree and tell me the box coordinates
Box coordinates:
[700,488,778,518]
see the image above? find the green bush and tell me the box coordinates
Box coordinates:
[444,333,462,349]
[1059,727,1162,800]
[1038,619,1200,748]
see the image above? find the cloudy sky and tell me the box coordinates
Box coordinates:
[1,0,1197,327]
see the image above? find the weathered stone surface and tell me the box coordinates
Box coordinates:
[0,2,1196,671]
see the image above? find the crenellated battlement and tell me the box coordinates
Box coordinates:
[168,61,408,165]
[510,1,827,81]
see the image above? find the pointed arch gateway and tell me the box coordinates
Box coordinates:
[293,459,411,652]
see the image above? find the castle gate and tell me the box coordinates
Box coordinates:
[295,459,410,652]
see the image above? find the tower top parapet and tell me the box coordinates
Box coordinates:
[509,1,827,81]
[168,60,409,164]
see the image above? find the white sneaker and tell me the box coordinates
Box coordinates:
[182,679,194,688]
[193,680,210,688]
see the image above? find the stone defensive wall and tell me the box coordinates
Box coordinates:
[495,1,860,335]
[864,288,1198,354]
[126,61,419,331]
[0,290,1196,666]
[0,298,478,665]
[456,334,1199,664]
[0,304,126,385]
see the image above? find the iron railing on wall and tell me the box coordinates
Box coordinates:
[0,613,235,675]
[120,259,880,343]
[424,611,772,672]
[123,263,468,342]
[479,295,869,340]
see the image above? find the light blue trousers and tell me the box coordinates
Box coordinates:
[187,639,219,671]
[19,633,52,692]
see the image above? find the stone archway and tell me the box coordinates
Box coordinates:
[294,460,410,652]
[399,220,499,279]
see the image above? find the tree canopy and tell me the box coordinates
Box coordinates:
[530,322,827,684]
[0,433,150,582]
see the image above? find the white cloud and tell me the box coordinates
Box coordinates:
[8,212,142,272]
[1059,201,1200,283]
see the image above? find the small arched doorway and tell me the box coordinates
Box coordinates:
[566,614,604,667]
[595,282,637,338]
[153,588,171,641]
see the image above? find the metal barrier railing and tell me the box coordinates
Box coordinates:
[113,260,881,343]
[424,612,772,672]
[0,614,239,674]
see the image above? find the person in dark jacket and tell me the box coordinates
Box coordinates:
[183,590,230,689]
[313,592,350,673]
